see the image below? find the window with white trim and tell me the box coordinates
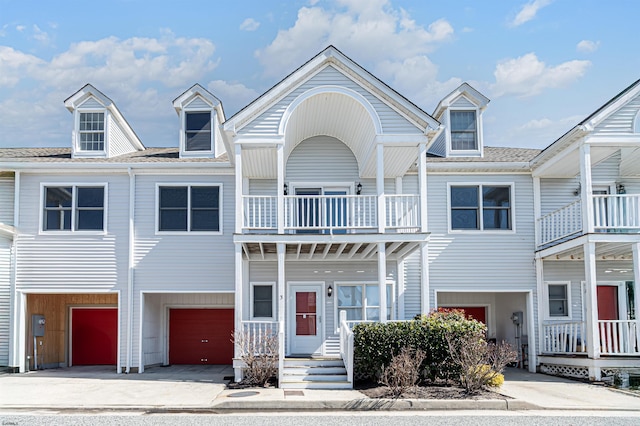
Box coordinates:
[43,186,105,231]
[79,112,105,151]
[185,111,212,152]
[450,110,477,151]
[336,283,392,322]
[158,185,220,232]
[547,282,570,318]
[450,184,512,230]
[251,283,275,319]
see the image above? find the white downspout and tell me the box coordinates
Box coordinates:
[126,167,135,373]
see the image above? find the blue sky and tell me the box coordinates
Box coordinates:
[0,0,638,150]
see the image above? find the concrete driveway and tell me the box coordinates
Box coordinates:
[0,365,233,409]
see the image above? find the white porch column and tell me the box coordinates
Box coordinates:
[535,256,544,364]
[579,143,594,234]
[533,177,541,247]
[418,143,428,232]
[632,244,640,346]
[378,242,387,323]
[277,243,285,379]
[277,144,284,233]
[234,243,243,357]
[376,144,386,233]
[584,242,601,369]
[235,144,243,234]
[420,242,430,315]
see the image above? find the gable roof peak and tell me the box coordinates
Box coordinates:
[63,83,114,112]
[433,82,490,119]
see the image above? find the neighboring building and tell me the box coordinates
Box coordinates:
[0,46,639,387]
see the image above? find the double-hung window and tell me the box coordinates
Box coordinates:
[450,184,512,230]
[158,185,220,232]
[336,283,393,322]
[251,283,275,319]
[43,185,105,231]
[547,283,570,318]
[450,110,477,151]
[185,111,212,152]
[79,112,105,151]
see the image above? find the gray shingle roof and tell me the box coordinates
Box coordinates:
[427,147,541,163]
[0,148,230,163]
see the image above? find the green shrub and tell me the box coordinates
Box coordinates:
[353,309,486,383]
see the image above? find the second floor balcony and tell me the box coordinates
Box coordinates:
[242,194,420,234]
[537,194,640,247]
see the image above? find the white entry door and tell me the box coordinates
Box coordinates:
[288,284,323,355]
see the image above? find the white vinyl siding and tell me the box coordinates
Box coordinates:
[239,65,422,135]
[108,114,138,158]
[0,177,15,225]
[592,95,640,135]
[286,136,359,182]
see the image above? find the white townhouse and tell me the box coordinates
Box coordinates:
[0,46,639,387]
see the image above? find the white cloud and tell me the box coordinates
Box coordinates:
[240,18,260,32]
[492,52,590,97]
[0,34,258,148]
[577,39,600,53]
[255,0,453,78]
[509,0,553,27]
[32,25,51,44]
[207,80,259,116]
[16,25,26,32]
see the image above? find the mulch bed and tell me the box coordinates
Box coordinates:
[356,381,507,400]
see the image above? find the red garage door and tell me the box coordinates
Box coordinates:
[71,308,118,365]
[169,309,234,365]
[448,306,487,324]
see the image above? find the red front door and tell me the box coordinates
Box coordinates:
[169,309,234,365]
[597,286,619,320]
[71,308,118,365]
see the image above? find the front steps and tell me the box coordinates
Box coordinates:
[280,357,351,389]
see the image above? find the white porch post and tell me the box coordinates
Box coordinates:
[632,244,640,347]
[535,256,544,363]
[584,241,601,380]
[377,143,385,233]
[277,144,284,233]
[579,143,594,234]
[420,243,430,315]
[378,242,387,323]
[234,243,243,382]
[277,243,285,382]
[418,143,427,232]
[533,177,541,247]
[235,144,243,234]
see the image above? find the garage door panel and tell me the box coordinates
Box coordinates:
[71,308,118,365]
[169,309,234,365]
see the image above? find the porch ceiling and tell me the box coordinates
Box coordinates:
[234,233,429,262]
[536,145,620,178]
[540,240,635,261]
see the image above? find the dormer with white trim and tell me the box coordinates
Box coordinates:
[173,84,226,159]
[432,83,489,158]
[64,84,145,159]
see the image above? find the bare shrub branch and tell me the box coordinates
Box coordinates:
[379,347,426,397]
[233,328,279,387]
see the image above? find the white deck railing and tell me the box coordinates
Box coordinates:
[240,320,278,352]
[339,311,354,386]
[542,321,586,354]
[242,194,422,233]
[537,200,582,246]
[386,195,420,230]
[593,194,640,230]
[598,320,640,355]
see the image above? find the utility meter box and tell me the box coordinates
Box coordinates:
[32,314,45,337]
[511,311,523,325]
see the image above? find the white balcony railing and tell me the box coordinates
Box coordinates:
[542,321,586,354]
[537,200,582,246]
[598,320,640,355]
[239,320,278,353]
[593,194,640,230]
[386,195,420,230]
[339,311,354,386]
[242,194,421,233]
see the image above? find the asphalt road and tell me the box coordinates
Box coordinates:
[1,411,640,425]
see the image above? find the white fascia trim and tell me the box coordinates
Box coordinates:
[530,127,586,173]
[1,162,234,171]
[375,134,429,145]
[233,135,285,146]
[234,232,430,244]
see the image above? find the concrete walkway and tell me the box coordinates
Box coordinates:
[0,366,639,412]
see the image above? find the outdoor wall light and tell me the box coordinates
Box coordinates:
[284,183,288,195]
[617,183,626,194]
[327,285,333,297]
[356,182,362,195]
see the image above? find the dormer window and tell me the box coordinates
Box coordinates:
[450,110,477,151]
[79,112,105,151]
[185,111,212,152]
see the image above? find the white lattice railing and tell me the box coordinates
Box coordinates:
[339,311,354,386]
[598,320,640,355]
[542,321,586,354]
[537,200,582,246]
[386,195,420,230]
[593,194,640,230]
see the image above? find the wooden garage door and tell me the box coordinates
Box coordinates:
[169,309,234,365]
[71,308,118,365]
